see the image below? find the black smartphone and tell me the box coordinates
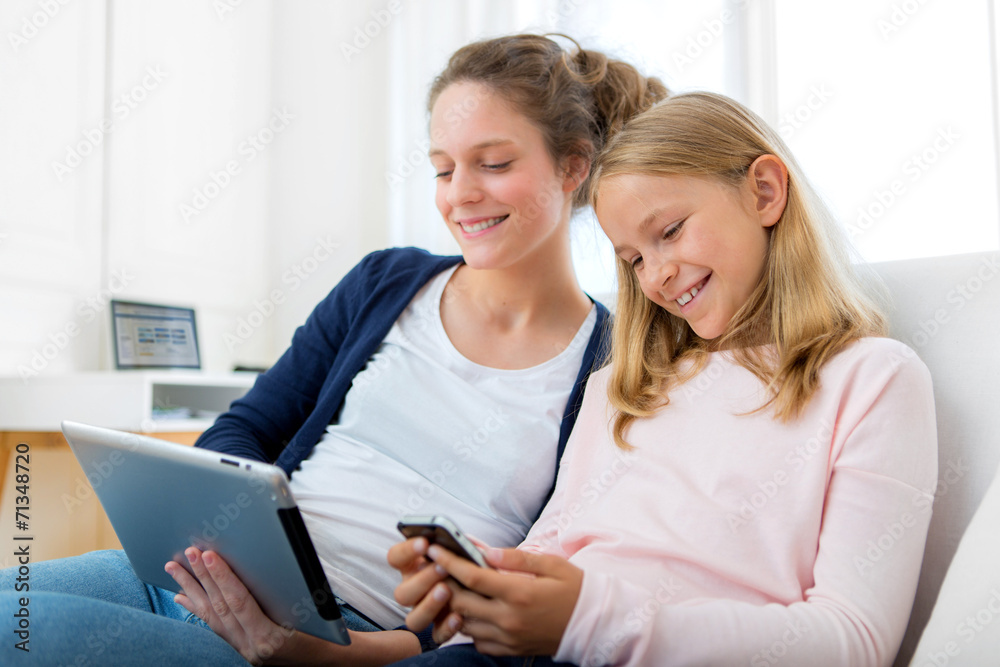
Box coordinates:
[397,515,491,569]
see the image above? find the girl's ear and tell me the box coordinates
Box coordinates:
[747,155,788,228]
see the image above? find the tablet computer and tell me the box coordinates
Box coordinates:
[61,420,350,645]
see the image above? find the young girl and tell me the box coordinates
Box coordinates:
[389,91,938,666]
[0,35,666,666]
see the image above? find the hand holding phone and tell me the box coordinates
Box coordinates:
[397,515,492,569]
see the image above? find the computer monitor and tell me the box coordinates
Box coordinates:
[110,299,201,370]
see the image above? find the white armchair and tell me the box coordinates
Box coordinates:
[872,251,1000,666]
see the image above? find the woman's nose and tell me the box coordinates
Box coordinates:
[445,166,483,208]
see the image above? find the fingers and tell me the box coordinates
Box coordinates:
[387,537,429,573]
[164,560,207,618]
[427,545,508,599]
[431,611,464,646]
[393,536,454,635]
[485,548,565,578]
[185,548,248,643]
[199,549,267,622]
[166,549,294,665]
[391,536,450,610]
[402,577,452,632]
[395,558,448,605]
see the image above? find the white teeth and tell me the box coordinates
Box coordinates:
[676,286,699,306]
[460,216,506,233]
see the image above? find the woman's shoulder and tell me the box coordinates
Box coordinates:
[354,246,463,276]
[326,247,463,295]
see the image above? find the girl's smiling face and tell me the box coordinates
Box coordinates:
[428,82,578,270]
[595,167,783,341]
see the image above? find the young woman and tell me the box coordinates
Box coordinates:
[0,35,666,666]
[389,92,938,667]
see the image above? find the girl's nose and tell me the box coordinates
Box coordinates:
[642,255,677,295]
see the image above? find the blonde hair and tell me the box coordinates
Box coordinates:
[590,92,888,449]
[428,34,669,209]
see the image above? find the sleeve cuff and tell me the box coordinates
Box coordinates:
[393,624,439,653]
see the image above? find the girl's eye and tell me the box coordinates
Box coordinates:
[484,161,511,171]
[631,256,643,269]
[434,169,453,179]
[663,220,686,240]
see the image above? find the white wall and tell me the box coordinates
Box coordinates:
[104,0,275,372]
[1,1,108,379]
[265,0,393,357]
[0,0,400,382]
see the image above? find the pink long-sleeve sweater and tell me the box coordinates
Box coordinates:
[522,337,938,667]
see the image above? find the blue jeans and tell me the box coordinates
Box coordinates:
[389,644,577,666]
[0,549,381,665]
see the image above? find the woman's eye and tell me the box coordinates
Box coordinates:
[484,161,511,171]
[434,170,452,179]
[631,256,643,269]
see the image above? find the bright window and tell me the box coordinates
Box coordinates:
[559,0,731,296]
[774,0,999,262]
[388,1,1000,294]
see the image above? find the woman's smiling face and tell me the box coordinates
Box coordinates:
[429,82,576,271]
[595,172,775,341]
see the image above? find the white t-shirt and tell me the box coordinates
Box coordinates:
[288,265,597,628]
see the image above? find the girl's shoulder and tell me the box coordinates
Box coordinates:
[824,336,933,390]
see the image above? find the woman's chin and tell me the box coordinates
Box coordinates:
[456,245,514,272]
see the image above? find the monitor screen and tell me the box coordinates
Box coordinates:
[111,300,201,370]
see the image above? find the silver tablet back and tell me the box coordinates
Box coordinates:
[61,420,349,645]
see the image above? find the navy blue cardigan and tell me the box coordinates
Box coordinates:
[196,247,611,496]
